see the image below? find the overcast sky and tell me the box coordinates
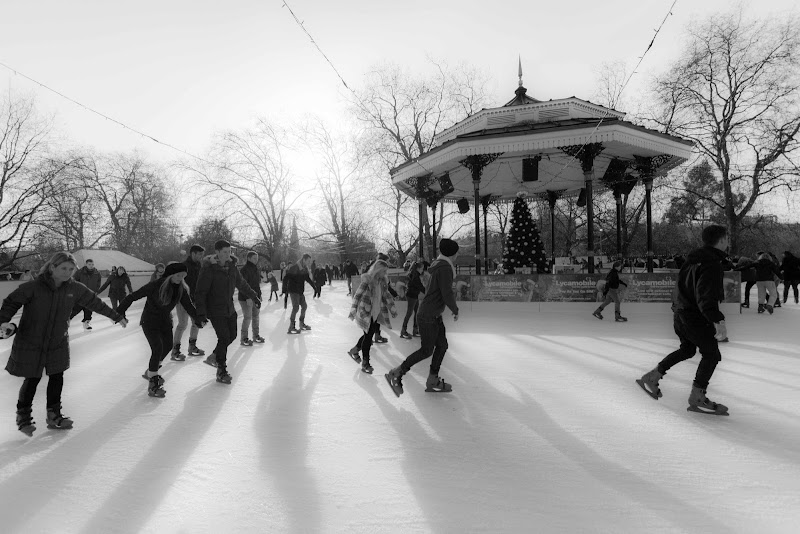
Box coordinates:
[1,0,798,231]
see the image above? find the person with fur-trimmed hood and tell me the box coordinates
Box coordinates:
[117,262,204,398]
[0,252,128,436]
[347,259,397,373]
[194,240,260,384]
[385,239,460,397]
[98,265,134,311]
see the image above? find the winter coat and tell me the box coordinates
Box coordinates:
[74,266,102,292]
[238,262,262,301]
[98,272,133,300]
[780,254,800,281]
[604,268,628,291]
[314,268,328,287]
[348,273,397,332]
[343,263,360,278]
[117,278,198,327]
[195,255,258,319]
[734,258,757,283]
[284,263,316,294]
[0,274,122,377]
[269,275,279,291]
[183,257,202,297]
[418,257,459,319]
[737,258,782,282]
[672,246,727,325]
[405,269,425,300]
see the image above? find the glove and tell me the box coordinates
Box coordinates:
[196,315,207,325]
[0,322,17,339]
[714,321,728,342]
[194,318,206,328]
[117,317,128,328]
[253,297,262,309]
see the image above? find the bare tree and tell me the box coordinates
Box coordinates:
[647,9,800,253]
[592,61,630,111]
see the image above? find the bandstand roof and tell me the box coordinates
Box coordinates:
[391,85,694,204]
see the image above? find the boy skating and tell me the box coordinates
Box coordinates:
[593,261,628,322]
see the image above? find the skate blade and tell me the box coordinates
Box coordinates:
[361,368,373,374]
[148,391,166,398]
[425,387,453,393]
[47,423,73,430]
[348,352,362,363]
[203,360,218,367]
[384,374,403,397]
[636,379,661,400]
[687,405,729,416]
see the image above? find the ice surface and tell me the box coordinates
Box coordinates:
[0,283,798,533]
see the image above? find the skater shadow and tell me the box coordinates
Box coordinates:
[254,335,322,534]
[268,312,289,351]
[311,299,333,317]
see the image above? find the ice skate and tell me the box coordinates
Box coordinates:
[361,361,374,374]
[592,309,603,320]
[148,375,166,398]
[83,320,92,331]
[741,302,750,308]
[412,329,420,337]
[16,406,35,436]
[240,338,253,346]
[374,335,389,344]
[765,304,774,315]
[188,340,205,356]
[425,374,453,393]
[253,335,265,343]
[142,372,165,387]
[400,330,412,339]
[287,322,301,335]
[300,322,311,331]
[636,369,663,399]
[348,346,361,363]
[385,367,405,397]
[203,353,218,367]
[757,304,765,313]
[216,368,232,384]
[46,404,74,429]
[171,344,186,361]
[687,386,729,416]
[615,313,628,322]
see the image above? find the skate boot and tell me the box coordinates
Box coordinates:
[741,302,750,308]
[412,329,420,337]
[240,338,253,346]
[203,353,218,367]
[636,368,663,399]
[188,340,205,356]
[142,366,164,381]
[361,360,374,374]
[16,405,35,436]
[148,375,166,398]
[216,368,232,384]
[253,335,265,344]
[374,334,388,344]
[83,320,92,331]
[687,386,729,416]
[348,346,361,363]
[765,304,774,315]
[615,313,628,322]
[385,367,405,397]
[425,374,453,393]
[287,322,301,335]
[592,309,604,320]
[300,322,311,331]
[757,303,765,314]
[400,330,412,339]
[171,344,186,361]
[774,300,781,308]
[46,404,74,429]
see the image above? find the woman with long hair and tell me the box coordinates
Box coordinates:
[0,252,128,436]
[117,263,204,398]
[347,260,397,374]
[98,265,134,311]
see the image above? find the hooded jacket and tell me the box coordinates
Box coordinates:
[737,257,781,282]
[98,272,133,299]
[117,278,198,327]
[182,256,203,297]
[417,257,459,319]
[195,255,258,319]
[238,261,262,301]
[74,266,102,292]
[672,246,727,324]
[284,262,315,294]
[0,274,122,377]
[405,269,426,300]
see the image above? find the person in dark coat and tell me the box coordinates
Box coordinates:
[343,260,360,296]
[98,265,134,311]
[593,261,629,322]
[0,252,127,435]
[71,258,103,330]
[400,261,426,338]
[637,225,730,415]
[780,251,800,304]
[313,267,327,298]
[172,244,206,359]
[325,264,333,286]
[194,240,260,384]
[238,251,263,345]
[117,262,203,398]
[736,253,782,313]
[267,271,279,301]
[285,254,316,334]
[386,239,460,396]
[734,256,757,308]
[150,263,165,282]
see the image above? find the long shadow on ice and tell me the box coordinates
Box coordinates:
[78,346,255,534]
[255,334,322,534]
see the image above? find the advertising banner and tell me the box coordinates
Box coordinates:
[536,274,605,302]
[470,275,541,302]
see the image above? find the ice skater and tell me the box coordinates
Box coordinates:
[780,251,800,304]
[238,251,264,346]
[285,254,316,334]
[117,263,205,398]
[172,244,207,359]
[347,259,397,374]
[194,240,260,384]
[150,263,165,282]
[266,271,279,301]
[400,261,425,339]
[593,260,628,322]
[386,239,460,397]
[637,225,730,416]
[70,257,103,330]
[0,252,128,436]
[98,265,133,311]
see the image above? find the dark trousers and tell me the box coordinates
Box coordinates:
[783,279,799,302]
[143,322,173,373]
[70,306,93,322]
[743,280,756,304]
[657,314,721,390]
[361,320,380,364]
[268,289,279,301]
[347,276,353,294]
[313,285,322,298]
[290,293,307,324]
[400,315,448,376]
[210,314,238,370]
[402,298,419,332]
[110,297,119,311]
[18,372,64,409]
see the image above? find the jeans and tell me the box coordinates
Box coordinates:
[347,276,353,294]
[268,289,279,301]
[209,314,237,371]
[18,372,64,409]
[143,322,173,373]
[757,281,777,306]
[110,297,119,311]
[70,306,93,322]
[598,288,621,314]
[400,315,448,376]
[657,314,721,390]
[401,298,419,332]
[173,302,199,345]
[240,298,260,339]
[289,293,307,324]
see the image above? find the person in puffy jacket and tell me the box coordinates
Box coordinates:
[734,257,757,308]
[736,254,782,313]
[71,258,103,330]
[117,262,203,398]
[780,251,800,304]
[98,265,133,311]
[0,252,127,436]
[238,251,263,345]
[637,225,730,415]
[347,260,397,374]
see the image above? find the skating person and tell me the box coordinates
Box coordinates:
[325,264,333,286]
[313,266,327,298]
[385,239,460,397]
[780,251,800,304]
[344,259,359,296]
[593,261,628,322]
[285,254,316,334]
[734,257,756,308]
[0,252,128,436]
[171,245,206,360]
[737,253,782,314]
[71,258,102,330]
[346,253,398,356]
[194,240,260,383]
[400,261,425,339]
[239,251,264,345]
[98,265,133,312]
[636,225,730,416]
[117,263,204,398]
[266,271,279,301]
[347,260,397,373]
[150,263,165,282]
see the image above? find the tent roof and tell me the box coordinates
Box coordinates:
[72,249,155,273]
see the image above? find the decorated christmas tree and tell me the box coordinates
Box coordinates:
[502,195,550,274]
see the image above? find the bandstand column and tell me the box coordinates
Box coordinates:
[460,154,502,275]
[481,196,492,273]
[546,191,560,269]
[634,154,672,274]
[645,179,654,273]
[560,143,604,274]
[418,199,425,259]
[614,190,623,259]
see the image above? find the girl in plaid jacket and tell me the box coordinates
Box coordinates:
[347,260,397,374]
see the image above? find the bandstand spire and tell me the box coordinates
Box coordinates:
[518,56,523,87]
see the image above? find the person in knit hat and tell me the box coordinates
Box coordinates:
[386,238,459,396]
[117,261,205,398]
